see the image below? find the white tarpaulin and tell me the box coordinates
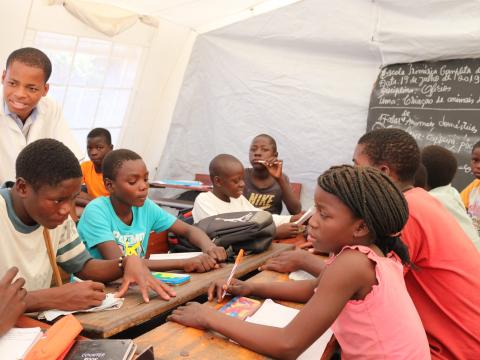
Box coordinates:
[375,0,480,65]
[155,0,381,207]
[149,0,480,208]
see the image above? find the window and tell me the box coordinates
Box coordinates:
[31,31,144,147]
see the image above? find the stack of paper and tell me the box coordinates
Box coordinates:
[149,252,203,260]
[38,293,124,321]
[246,299,333,360]
[0,327,42,360]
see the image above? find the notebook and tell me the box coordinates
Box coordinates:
[245,299,333,360]
[151,272,191,285]
[65,339,136,360]
[218,296,262,320]
[0,327,42,360]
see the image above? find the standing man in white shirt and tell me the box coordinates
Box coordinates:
[0,47,82,184]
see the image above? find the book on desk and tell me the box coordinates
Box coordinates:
[65,339,136,360]
[152,271,191,285]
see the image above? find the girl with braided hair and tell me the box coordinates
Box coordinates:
[169,165,430,360]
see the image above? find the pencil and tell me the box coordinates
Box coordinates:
[221,249,244,300]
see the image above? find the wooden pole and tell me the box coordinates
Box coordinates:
[43,227,63,287]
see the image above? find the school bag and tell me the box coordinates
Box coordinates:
[168,210,276,255]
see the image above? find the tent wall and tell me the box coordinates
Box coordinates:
[154,0,382,208]
[120,22,197,173]
[154,0,480,209]
[0,0,31,67]
[4,0,480,209]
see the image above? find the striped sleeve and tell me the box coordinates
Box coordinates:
[56,217,92,274]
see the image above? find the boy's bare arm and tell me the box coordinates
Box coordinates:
[277,175,302,215]
[25,281,106,312]
[260,250,325,276]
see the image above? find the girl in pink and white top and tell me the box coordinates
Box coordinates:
[169,165,430,360]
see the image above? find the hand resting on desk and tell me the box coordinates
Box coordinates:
[116,255,176,303]
[182,254,219,273]
[167,278,254,328]
[168,302,210,330]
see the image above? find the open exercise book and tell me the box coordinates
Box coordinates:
[245,299,333,360]
[0,327,42,360]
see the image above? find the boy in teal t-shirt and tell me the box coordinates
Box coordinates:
[78,149,226,273]
[79,196,175,259]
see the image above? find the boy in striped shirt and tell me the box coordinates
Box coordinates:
[0,139,175,312]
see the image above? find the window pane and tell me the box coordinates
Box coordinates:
[104,44,142,88]
[95,89,131,127]
[32,31,144,150]
[35,32,76,84]
[63,87,100,129]
[70,38,111,87]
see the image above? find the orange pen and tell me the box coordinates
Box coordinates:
[221,249,244,300]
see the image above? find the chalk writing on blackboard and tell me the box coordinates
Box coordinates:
[367,59,480,190]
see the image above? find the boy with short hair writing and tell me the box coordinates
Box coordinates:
[0,139,175,312]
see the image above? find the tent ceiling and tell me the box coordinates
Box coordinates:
[89,0,298,32]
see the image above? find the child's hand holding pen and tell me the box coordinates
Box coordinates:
[253,158,283,179]
[207,278,253,303]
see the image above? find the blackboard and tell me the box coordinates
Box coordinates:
[367,59,480,190]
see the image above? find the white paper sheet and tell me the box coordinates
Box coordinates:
[38,293,124,321]
[246,299,333,360]
[0,327,42,360]
[149,252,203,260]
[289,270,316,281]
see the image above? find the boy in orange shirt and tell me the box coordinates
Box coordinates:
[76,128,113,207]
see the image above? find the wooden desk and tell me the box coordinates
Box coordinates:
[148,188,195,210]
[74,243,293,338]
[134,270,337,360]
[274,232,307,247]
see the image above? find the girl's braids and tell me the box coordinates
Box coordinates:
[318,165,411,265]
